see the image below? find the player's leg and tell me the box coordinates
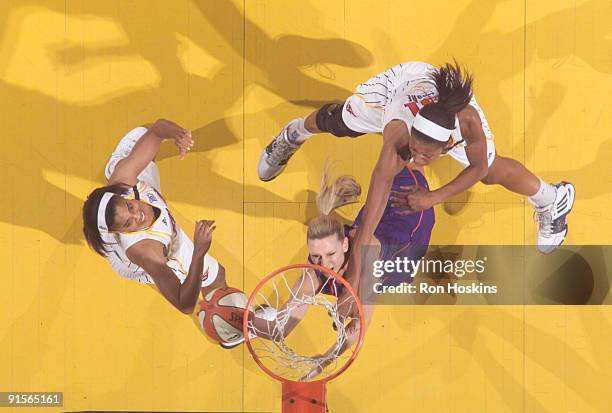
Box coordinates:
[448,142,575,253]
[257,102,366,181]
[257,66,392,182]
[480,156,540,193]
[480,156,575,254]
[450,97,575,254]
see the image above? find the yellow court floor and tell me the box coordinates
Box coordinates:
[1,0,611,412]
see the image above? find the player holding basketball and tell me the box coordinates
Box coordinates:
[258,62,575,295]
[82,120,243,349]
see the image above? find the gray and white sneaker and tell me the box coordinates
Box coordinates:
[257,127,301,181]
[534,182,575,254]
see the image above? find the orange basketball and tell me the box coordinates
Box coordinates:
[197,287,249,343]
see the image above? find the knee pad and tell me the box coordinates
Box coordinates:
[315,103,363,138]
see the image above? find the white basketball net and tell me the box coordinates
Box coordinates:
[247,268,360,382]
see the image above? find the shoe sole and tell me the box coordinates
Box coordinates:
[258,167,284,182]
[538,225,568,254]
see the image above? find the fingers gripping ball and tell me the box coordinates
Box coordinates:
[198,287,250,343]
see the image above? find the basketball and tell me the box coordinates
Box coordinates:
[198,287,249,343]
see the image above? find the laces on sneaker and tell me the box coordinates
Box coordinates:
[266,130,298,166]
[534,207,553,237]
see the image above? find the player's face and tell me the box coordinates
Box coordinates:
[307,235,349,273]
[111,199,154,233]
[408,135,445,166]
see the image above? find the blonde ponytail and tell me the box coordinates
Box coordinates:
[307,162,361,241]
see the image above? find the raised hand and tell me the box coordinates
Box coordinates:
[193,220,216,256]
[175,129,193,160]
[150,119,194,160]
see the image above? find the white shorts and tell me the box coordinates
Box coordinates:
[106,238,220,289]
[104,126,161,190]
[341,64,496,168]
[167,228,221,289]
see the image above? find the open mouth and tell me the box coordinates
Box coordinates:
[139,211,145,224]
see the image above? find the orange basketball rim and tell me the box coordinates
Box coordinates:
[243,263,366,413]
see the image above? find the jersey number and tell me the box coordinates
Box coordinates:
[404,97,434,116]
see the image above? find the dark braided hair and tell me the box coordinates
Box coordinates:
[412,60,474,146]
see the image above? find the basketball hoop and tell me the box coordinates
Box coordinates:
[243,263,365,413]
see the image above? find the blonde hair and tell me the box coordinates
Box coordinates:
[307,162,361,241]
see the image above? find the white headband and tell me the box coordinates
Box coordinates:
[411,113,455,142]
[97,192,115,232]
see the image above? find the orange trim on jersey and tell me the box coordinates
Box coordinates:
[353,93,385,109]
[401,167,425,240]
[167,256,187,276]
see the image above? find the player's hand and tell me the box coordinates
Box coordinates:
[337,284,358,320]
[194,220,216,255]
[390,185,437,213]
[151,119,194,160]
[174,129,193,160]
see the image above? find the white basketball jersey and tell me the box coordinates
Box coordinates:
[382,62,493,143]
[346,62,491,141]
[104,180,216,286]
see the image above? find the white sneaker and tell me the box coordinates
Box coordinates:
[257,127,301,181]
[534,182,575,254]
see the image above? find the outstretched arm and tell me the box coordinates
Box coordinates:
[108,119,193,186]
[431,105,489,201]
[345,120,407,291]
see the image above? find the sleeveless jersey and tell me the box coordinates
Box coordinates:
[103,180,204,285]
[381,62,493,147]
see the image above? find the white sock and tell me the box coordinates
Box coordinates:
[528,178,557,208]
[285,118,313,144]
